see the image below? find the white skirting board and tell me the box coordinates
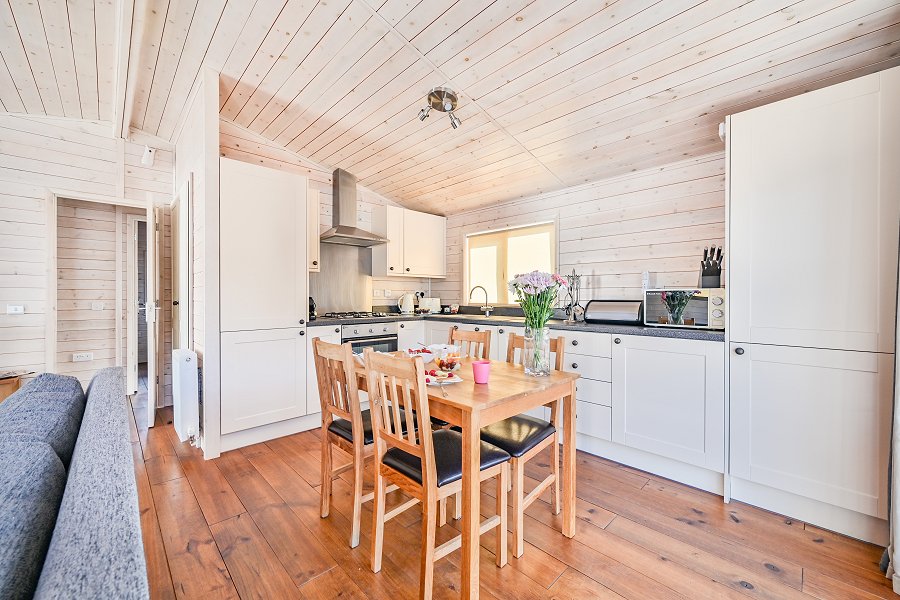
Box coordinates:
[576,434,725,496]
[217,412,322,455]
[729,477,889,546]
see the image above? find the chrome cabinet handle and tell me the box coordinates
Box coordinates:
[389,266,394,271]
[299,331,305,336]
[614,338,621,344]
[299,319,305,325]
[572,339,578,346]
[405,267,410,272]
[474,326,480,331]
[734,347,745,355]
[400,323,405,328]
[571,362,578,369]
[334,328,339,333]
[498,328,504,334]
[312,260,318,266]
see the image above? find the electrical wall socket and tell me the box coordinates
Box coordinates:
[6,305,24,315]
[72,352,93,362]
[384,290,392,298]
[91,301,104,311]
[373,289,383,298]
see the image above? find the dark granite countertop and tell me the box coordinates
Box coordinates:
[309,313,724,342]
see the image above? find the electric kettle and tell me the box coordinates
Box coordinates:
[397,293,416,314]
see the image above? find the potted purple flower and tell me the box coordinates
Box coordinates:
[660,290,699,326]
[508,271,568,376]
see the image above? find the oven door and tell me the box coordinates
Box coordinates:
[347,334,399,354]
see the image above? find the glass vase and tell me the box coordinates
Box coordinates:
[523,325,551,376]
[668,305,686,325]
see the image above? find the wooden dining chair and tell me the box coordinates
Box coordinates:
[366,349,510,599]
[448,327,491,359]
[313,338,402,548]
[476,333,567,558]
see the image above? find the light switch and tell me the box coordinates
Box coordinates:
[373,289,383,298]
[6,305,24,315]
[72,352,93,362]
[384,290,392,298]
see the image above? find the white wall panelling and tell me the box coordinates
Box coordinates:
[0,114,173,403]
[438,153,727,304]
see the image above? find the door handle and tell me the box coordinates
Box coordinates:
[312,260,318,266]
[172,300,179,306]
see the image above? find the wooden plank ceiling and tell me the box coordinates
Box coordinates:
[2,0,900,214]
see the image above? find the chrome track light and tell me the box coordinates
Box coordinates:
[418,86,462,129]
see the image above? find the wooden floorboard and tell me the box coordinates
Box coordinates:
[130,405,894,599]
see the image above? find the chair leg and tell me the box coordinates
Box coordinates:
[511,458,525,558]
[550,435,561,516]
[495,463,508,567]
[320,436,332,519]
[350,449,365,548]
[420,499,437,600]
[453,491,461,520]
[371,468,387,573]
[439,497,448,527]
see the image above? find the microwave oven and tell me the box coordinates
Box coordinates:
[643,288,726,330]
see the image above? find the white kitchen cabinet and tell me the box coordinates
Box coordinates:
[221,328,306,434]
[495,325,524,362]
[426,320,454,345]
[372,205,446,278]
[611,335,725,472]
[730,343,891,519]
[307,188,320,272]
[306,324,342,416]
[728,69,900,353]
[220,158,307,332]
[397,320,425,351]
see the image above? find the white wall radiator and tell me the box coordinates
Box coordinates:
[172,348,200,445]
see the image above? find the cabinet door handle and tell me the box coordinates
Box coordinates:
[571,362,578,369]
[498,328,504,334]
[312,260,318,266]
[334,328,339,333]
[172,300,179,306]
[571,339,578,346]
[400,323,405,328]
[474,327,480,331]
[734,347,745,355]
[299,319,305,325]
[389,266,394,271]
[299,331,306,336]
[405,267,410,272]
[614,338,621,344]
[453,325,459,330]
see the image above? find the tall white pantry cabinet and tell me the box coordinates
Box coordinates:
[726,66,900,545]
[219,158,309,436]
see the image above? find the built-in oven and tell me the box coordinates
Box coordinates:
[342,322,399,354]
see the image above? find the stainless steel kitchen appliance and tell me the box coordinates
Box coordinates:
[583,300,643,324]
[643,287,725,330]
[341,321,399,354]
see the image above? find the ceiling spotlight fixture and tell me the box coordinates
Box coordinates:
[419,86,462,129]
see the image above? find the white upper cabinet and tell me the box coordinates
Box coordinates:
[220,158,308,332]
[611,335,725,472]
[728,69,900,352]
[373,205,446,278]
[308,188,320,272]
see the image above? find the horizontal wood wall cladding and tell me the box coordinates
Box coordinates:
[434,152,725,304]
[219,118,432,306]
[0,114,173,400]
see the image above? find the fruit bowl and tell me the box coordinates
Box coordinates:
[427,344,461,372]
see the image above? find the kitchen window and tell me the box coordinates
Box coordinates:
[466,222,556,304]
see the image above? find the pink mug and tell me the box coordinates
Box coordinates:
[472,360,491,384]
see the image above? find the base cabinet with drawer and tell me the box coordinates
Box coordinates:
[611,335,725,472]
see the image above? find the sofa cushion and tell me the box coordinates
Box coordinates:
[34,367,148,600]
[0,434,67,600]
[0,373,86,468]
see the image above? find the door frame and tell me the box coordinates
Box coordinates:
[126,213,147,395]
[44,189,160,391]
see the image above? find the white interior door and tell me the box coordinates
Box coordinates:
[146,204,161,428]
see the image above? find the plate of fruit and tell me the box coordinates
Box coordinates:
[406,347,434,363]
[427,345,461,372]
[425,369,463,386]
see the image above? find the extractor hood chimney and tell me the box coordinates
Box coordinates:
[320,168,388,247]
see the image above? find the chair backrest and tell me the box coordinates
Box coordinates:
[312,338,364,435]
[365,350,436,486]
[448,327,491,360]
[506,333,566,371]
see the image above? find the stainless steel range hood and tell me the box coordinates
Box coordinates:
[320,168,387,247]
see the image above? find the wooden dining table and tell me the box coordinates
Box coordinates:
[357,355,580,599]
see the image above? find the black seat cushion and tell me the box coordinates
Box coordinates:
[328,409,414,445]
[382,429,510,488]
[457,415,556,458]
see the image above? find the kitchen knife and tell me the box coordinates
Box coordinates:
[703,246,709,263]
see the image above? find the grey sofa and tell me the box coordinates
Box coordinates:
[0,367,149,599]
